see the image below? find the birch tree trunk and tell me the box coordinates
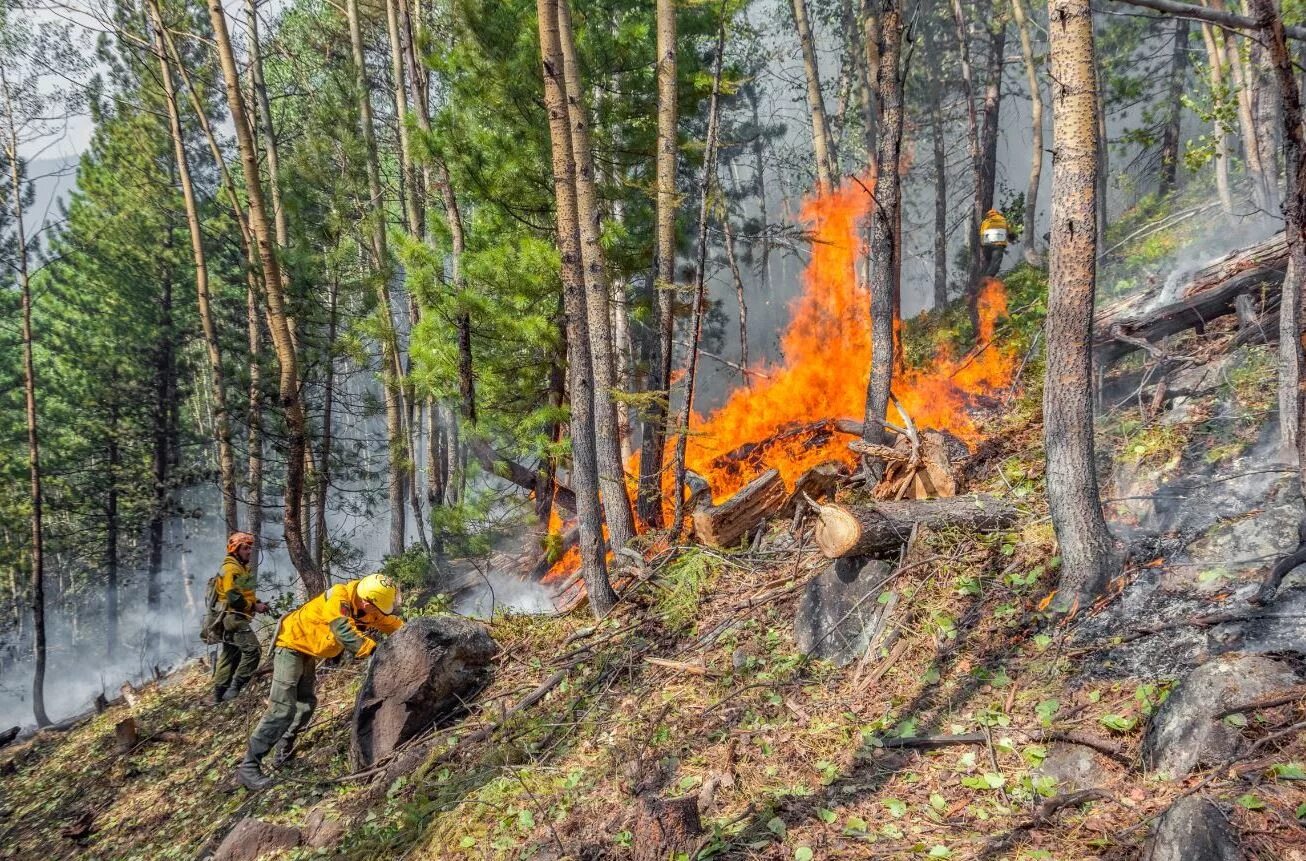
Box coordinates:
[557,0,636,550]
[792,0,837,188]
[208,0,321,594]
[1045,0,1116,610]
[538,0,617,617]
[638,0,678,528]
[1011,0,1044,264]
[863,0,903,450]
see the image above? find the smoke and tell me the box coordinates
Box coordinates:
[452,571,556,619]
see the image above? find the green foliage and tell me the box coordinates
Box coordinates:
[654,548,720,633]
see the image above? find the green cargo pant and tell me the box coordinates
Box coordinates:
[213,613,261,693]
[245,647,317,763]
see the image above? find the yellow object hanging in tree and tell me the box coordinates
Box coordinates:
[979,209,1009,247]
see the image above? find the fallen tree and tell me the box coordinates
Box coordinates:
[690,468,787,548]
[809,494,1019,559]
[1093,232,1287,365]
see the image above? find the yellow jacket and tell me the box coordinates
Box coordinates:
[215,555,256,613]
[275,578,404,660]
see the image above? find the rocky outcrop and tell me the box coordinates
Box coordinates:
[794,557,893,666]
[350,616,499,768]
[211,818,300,861]
[1143,654,1300,777]
[1143,796,1240,861]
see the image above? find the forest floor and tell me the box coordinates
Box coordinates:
[3,198,1306,860]
[3,368,1303,861]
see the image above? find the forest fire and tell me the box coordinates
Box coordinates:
[544,176,1017,584]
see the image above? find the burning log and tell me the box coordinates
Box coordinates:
[781,461,846,516]
[691,468,787,549]
[1093,232,1288,365]
[810,494,1018,559]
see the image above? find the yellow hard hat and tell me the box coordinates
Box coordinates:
[357,573,400,614]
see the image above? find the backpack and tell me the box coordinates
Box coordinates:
[199,574,225,645]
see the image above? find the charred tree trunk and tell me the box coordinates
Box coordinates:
[1011,0,1043,264]
[639,0,678,528]
[208,0,321,594]
[793,0,837,188]
[1249,0,1306,468]
[538,0,618,617]
[670,15,726,532]
[1159,18,1189,194]
[557,0,637,550]
[863,0,903,451]
[1045,0,1116,611]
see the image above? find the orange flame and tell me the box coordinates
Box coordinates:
[543,175,1017,582]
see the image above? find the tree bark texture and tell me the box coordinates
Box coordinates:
[1249,0,1306,468]
[863,0,903,451]
[638,0,678,528]
[557,0,637,550]
[1045,0,1116,610]
[1011,0,1043,263]
[538,0,618,618]
[792,0,838,188]
[811,494,1018,558]
[1159,18,1189,194]
[208,0,321,594]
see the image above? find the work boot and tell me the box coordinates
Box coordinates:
[221,681,246,702]
[234,756,273,791]
[212,687,226,705]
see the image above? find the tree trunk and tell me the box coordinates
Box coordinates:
[863,0,903,453]
[811,494,1018,558]
[557,0,637,550]
[386,0,424,240]
[670,15,726,532]
[1214,0,1272,214]
[1159,18,1189,194]
[345,0,408,556]
[3,114,49,726]
[951,0,984,306]
[1011,0,1043,263]
[537,0,617,617]
[1045,0,1116,611]
[747,84,773,294]
[105,390,120,659]
[208,0,321,594]
[147,262,174,660]
[638,0,678,528]
[1250,37,1280,217]
[722,218,749,374]
[1249,0,1306,468]
[927,21,949,308]
[792,0,837,188]
[246,269,265,575]
[1198,18,1235,215]
[316,274,339,573]
[148,0,238,533]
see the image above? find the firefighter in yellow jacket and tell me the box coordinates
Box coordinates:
[235,573,404,790]
[212,532,268,703]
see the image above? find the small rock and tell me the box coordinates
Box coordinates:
[301,808,345,849]
[1143,654,1300,777]
[1034,742,1100,792]
[350,616,499,768]
[1144,796,1240,861]
[211,818,301,861]
[794,557,893,667]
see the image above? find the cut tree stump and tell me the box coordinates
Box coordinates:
[114,717,138,753]
[630,793,704,861]
[811,494,1018,559]
[692,468,787,548]
[1093,232,1288,365]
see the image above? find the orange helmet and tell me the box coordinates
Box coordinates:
[226,532,255,555]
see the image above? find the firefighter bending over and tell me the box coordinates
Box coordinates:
[234,573,404,791]
[210,532,268,704]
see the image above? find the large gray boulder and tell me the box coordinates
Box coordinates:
[794,557,893,667]
[211,818,300,861]
[1144,796,1241,861]
[350,616,498,768]
[1143,654,1300,777]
